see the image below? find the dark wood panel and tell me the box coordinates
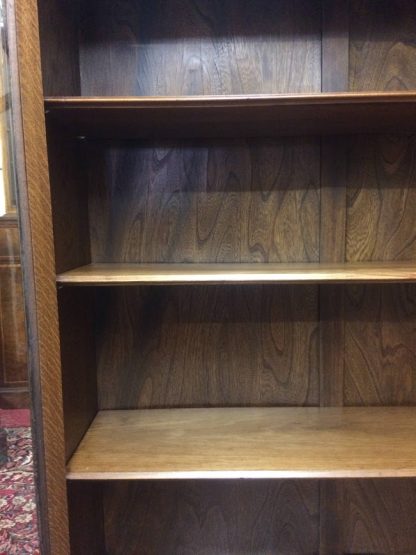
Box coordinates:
[346,135,416,262]
[79,0,321,96]
[58,288,98,460]
[321,0,349,93]
[323,480,416,555]
[67,482,105,555]
[104,480,319,555]
[47,126,91,274]
[88,139,320,264]
[350,0,416,91]
[96,285,319,409]
[37,0,80,96]
[344,284,416,406]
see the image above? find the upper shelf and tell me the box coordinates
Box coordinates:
[45,92,416,139]
[56,261,416,286]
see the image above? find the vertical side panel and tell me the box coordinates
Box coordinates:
[11,0,69,553]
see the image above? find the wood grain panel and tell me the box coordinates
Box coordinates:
[350,0,416,91]
[325,480,416,555]
[88,139,320,264]
[79,0,321,96]
[344,284,416,406]
[58,288,98,460]
[346,135,416,263]
[37,0,80,96]
[47,127,91,274]
[96,285,318,409]
[13,0,70,553]
[103,480,319,555]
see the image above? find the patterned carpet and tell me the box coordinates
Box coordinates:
[0,409,40,554]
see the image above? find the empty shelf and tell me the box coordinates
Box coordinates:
[67,407,416,480]
[45,92,416,138]
[57,262,416,286]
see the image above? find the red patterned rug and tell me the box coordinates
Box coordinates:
[0,409,40,554]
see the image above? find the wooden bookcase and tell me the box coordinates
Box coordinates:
[11,0,416,553]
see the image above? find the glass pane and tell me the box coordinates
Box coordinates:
[0,1,40,553]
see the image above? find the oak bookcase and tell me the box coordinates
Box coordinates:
[12,0,416,553]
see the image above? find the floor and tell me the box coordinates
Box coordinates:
[0,409,40,554]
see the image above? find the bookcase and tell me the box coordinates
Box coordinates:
[11,0,416,553]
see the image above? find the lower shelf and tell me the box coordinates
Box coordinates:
[66,407,416,480]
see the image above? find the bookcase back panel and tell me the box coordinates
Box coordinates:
[96,285,319,409]
[87,139,320,264]
[344,284,416,406]
[103,480,319,555]
[79,0,321,97]
[349,0,416,91]
[346,135,416,262]
[322,479,416,554]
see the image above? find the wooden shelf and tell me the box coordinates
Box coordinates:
[56,261,416,286]
[66,407,416,480]
[45,92,416,138]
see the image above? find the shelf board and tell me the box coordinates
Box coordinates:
[56,262,416,286]
[45,92,416,138]
[66,407,416,480]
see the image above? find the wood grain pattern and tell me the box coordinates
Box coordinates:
[321,0,349,93]
[57,288,98,460]
[67,407,416,479]
[350,0,416,91]
[104,480,319,555]
[346,135,416,263]
[12,1,69,552]
[344,284,416,406]
[57,261,416,285]
[321,479,416,555]
[45,93,416,138]
[88,139,319,263]
[79,0,321,97]
[37,0,80,96]
[96,285,318,409]
[47,126,91,274]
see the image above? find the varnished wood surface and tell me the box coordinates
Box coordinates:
[57,261,416,285]
[87,139,319,264]
[45,92,416,138]
[96,285,318,409]
[350,0,416,92]
[79,0,321,97]
[67,407,416,479]
[103,480,319,555]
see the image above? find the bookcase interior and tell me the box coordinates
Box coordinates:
[36,0,416,553]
